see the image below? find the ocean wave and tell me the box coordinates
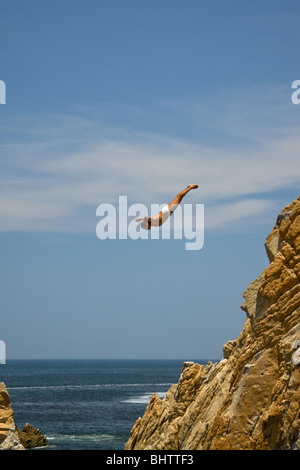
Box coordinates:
[46,433,115,442]
[122,391,166,404]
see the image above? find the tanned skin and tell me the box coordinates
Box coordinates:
[136,184,199,230]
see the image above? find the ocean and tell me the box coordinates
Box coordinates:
[0,359,209,450]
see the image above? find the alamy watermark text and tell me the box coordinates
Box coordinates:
[96,196,204,251]
[291,80,300,105]
[0,340,6,364]
[0,80,6,104]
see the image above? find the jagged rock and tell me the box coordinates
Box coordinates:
[17,423,49,449]
[0,382,49,450]
[125,195,300,451]
[0,427,25,450]
[0,382,25,450]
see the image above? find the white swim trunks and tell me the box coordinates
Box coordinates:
[160,205,170,224]
[161,205,170,213]
[151,205,170,226]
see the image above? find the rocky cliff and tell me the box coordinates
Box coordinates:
[0,382,24,450]
[125,195,300,450]
[0,382,49,450]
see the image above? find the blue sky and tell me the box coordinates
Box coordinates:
[0,0,300,359]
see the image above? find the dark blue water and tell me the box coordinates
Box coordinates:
[0,359,208,450]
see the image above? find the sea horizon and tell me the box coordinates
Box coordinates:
[2,357,220,361]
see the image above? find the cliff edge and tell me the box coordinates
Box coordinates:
[125,195,300,450]
[0,382,49,450]
[0,382,24,450]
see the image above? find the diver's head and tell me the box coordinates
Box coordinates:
[140,217,150,230]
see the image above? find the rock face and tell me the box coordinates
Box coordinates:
[125,195,300,450]
[17,423,49,449]
[0,382,25,450]
[0,382,49,450]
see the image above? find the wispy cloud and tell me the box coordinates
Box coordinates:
[0,86,299,233]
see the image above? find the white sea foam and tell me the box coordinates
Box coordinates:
[123,391,166,404]
[46,433,115,446]
[50,433,114,440]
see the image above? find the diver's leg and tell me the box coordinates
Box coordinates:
[168,185,198,213]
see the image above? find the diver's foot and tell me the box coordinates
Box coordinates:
[188,184,199,190]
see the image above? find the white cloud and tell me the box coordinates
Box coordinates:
[0,90,299,233]
[204,199,275,229]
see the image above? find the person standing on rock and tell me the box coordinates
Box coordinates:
[135,184,199,230]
